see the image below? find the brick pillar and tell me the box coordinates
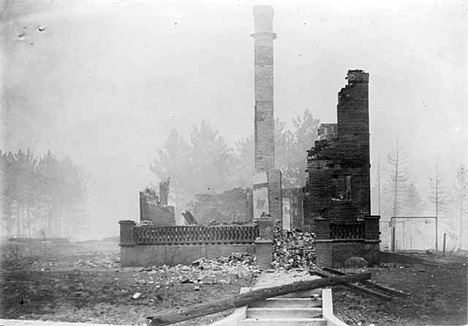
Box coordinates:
[254,216,274,269]
[315,218,332,267]
[267,170,282,223]
[119,220,136,247]
[251,5,276,173]
[159,179,169,206]
[364,215,380,240]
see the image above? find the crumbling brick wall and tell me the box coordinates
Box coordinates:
[303,70,379,267]
[304,70,371,227]
[189,188,253,224]
[139,188,175,226]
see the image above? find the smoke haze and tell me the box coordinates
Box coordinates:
[1,0,466,239]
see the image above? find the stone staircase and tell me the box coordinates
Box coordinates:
[239,288,326,326]
[210,287,347,326]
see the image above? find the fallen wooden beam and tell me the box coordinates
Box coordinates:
[181,210,198,225]
[311,270,392,300]
[146,272,371,326]
[322,267,408,297]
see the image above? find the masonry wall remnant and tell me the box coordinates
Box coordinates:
[282,188,304,231]
[303,70,380,267]
[188,188,253,225]
[139,184,175,227]
[119,219,275,268]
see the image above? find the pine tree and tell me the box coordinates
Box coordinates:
[150,129,192,215]
[403,182,425,216]
[428,157,448,251]
[387,141,409,218]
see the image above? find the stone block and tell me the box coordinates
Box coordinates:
[255,239,273,269]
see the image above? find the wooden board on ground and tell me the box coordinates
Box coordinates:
[146,272,371,326]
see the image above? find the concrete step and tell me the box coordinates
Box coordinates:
[249,297,322,308]
[239,317,327,326]
[277,289,322,298]
[247,307,323,319]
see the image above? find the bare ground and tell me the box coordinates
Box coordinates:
[1,243,467,326]
[0,242,256,325]
[333,254,468,326]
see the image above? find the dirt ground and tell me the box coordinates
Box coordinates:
[333,253,468,326]
[1,242,467,326]
[0,241,256,325]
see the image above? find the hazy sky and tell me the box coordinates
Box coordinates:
[1,0,466,238]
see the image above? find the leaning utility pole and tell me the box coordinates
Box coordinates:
[377,156,381,216]
[435,158,439,251]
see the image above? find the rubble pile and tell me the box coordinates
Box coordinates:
[206,220,251,226]
[272,228,316,269]
[130,252,260,291]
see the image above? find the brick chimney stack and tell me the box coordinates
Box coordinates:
[251,5,276,172]
[251,6,282,223]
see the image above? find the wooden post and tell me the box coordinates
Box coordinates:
[146,272,371,326]
[443,233,446,256]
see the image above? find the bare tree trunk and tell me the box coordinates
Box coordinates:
[392,143,399,218]
[17,202,21,237]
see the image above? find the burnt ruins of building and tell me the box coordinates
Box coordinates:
[139,180,175,226]
[282,188,304,231]
[188,188,253,225]
[304,70,380,267]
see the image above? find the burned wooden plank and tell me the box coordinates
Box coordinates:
[310,270,392,300]
[181,210,198,225]
[146,272,371,326]
[322,267,409,297]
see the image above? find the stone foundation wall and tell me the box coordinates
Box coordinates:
[119,220,274,268]
[316,240,380,267]
[120,243,256,267]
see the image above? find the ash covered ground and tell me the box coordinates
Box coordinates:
[1,239,467,326]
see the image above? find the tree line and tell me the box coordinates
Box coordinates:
[150,109,320,215]
[0,149,87,239]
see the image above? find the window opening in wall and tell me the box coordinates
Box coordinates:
[331,175,352,201]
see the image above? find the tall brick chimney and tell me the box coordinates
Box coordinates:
[251,5,276,172]
[251,6,282,223]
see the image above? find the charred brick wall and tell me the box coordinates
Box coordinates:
[304,70,379,267]
[304,70,371,227]
[190,188,253,224]
[139,188,175,227]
